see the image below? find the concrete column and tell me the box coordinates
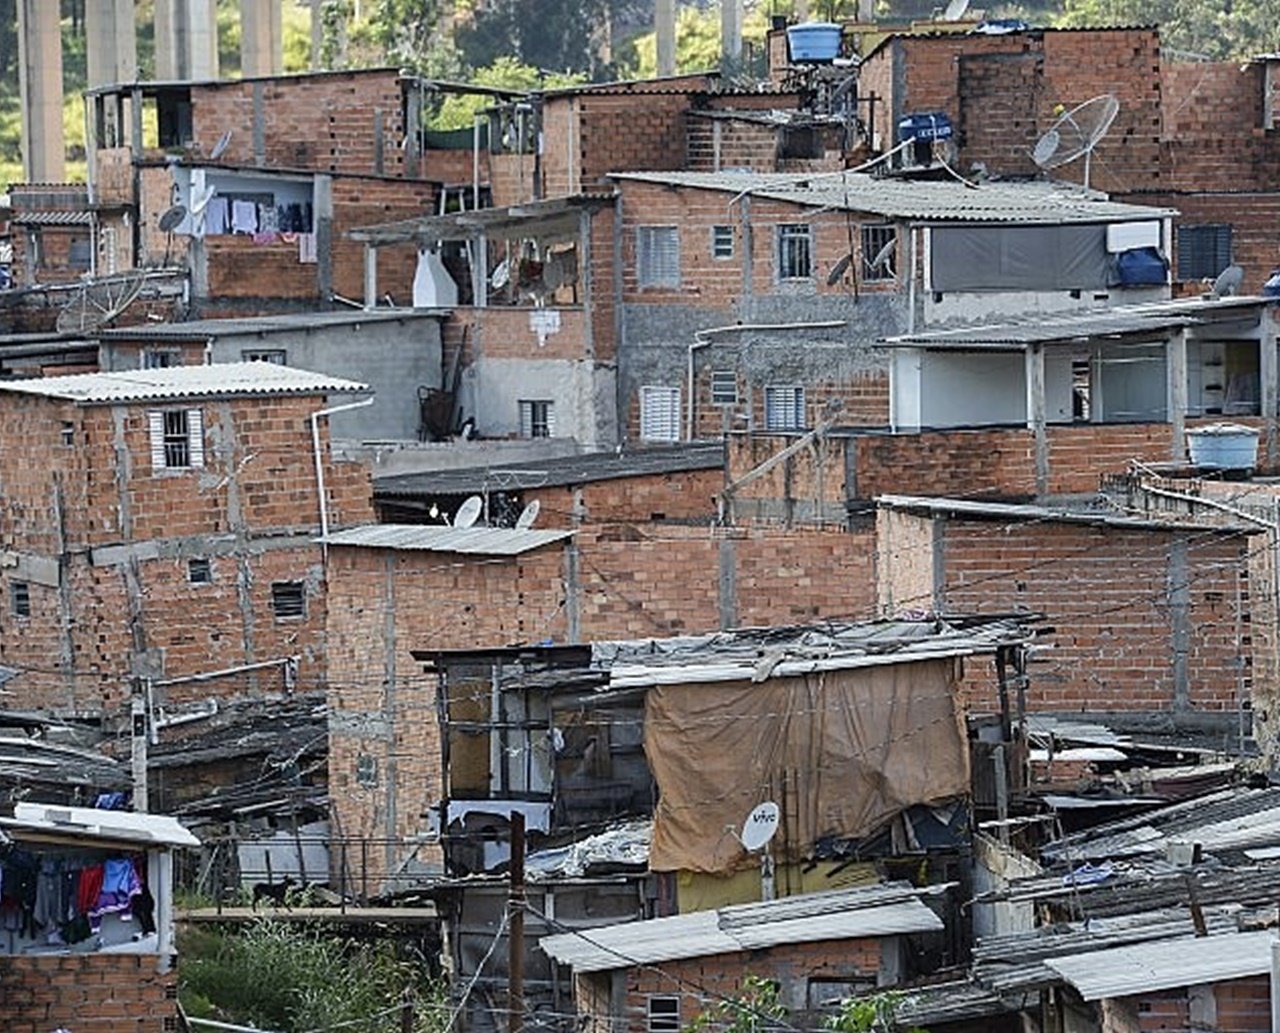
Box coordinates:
[17,0,65,182]
[1261,307,1279,468]
[1167,327,1189,462]
[1025,343,1049,497]
[363,245,378,309]
[86,0,137,87]
[241,0,283,78]
[155,0,219,81]
[655,0,676,77]
[309,0,323,70]
[720,0,743,69]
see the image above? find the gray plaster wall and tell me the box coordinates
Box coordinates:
[203,316,442,441]
[619,294,905,438]
[461,356,618,448]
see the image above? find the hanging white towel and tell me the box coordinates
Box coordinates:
[231,199,258,234]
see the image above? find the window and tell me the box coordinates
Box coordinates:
[1177,224,1233,280]
[776,224,813,280]
[712,225,735,260]
[647,996,680,1033]
[640,386,682,442]
[242,349,287,365]
[519,400,555,439]
[356,753,379,788]
[710,370,738,405]
[271,581,306,620]
[68,234,92,270]
[780,125,823,159]
[637,226,680,288]
[765,385,806,430]
[60,421,74,446]
[148,409,205,471]
[188,558,212,584]
[10,581,30,618]
[861,224,897,282]
[142,349,180,369]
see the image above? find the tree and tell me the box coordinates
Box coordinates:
[1055,0,1280,59]
[689,975,790,1033]
[428,56,586,129]
[454,0,640,78]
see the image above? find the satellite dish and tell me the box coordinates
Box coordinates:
[453,495,483,529]
[210,129,233,160]
[55,270,147,334]
[741,801,781,852]
[1031,94,1120,189]
[826,252,853,286]
[490,257,510,291]
[1211,264,1244,298]
[942,0,970,20]
[868,237,896,275]
[515,499,540,529]
[158,205,187,233]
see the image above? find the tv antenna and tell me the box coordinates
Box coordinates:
[736,801,781,901]
[453,495,483,529]
[55,269,147,335]
[1031,94,1120,190]
[514,499,541,529]
[1210,264,1244,299]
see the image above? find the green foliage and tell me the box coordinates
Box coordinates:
[428,57,586,130]
[179,919,445,1033]
[824,991,927,1033]
[1054,0,1280,59]
[690,975,789,1033]
[453,0,621,78]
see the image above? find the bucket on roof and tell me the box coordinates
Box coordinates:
[1185,422,1260,471]
[787,22,843,62]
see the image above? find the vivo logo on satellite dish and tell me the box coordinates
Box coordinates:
[740,801,781,852]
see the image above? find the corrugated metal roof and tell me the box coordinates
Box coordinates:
[611,171,1177,224]
[879,306,1201,349]
[374,443,724,498]
[1,801,199,848]
[96,309,444,341]
[876,495,1255,535]
[1045,930,1274,1000]
[9,210,95,225]
[0,362,368,404]
[539,883,943,972]
[322,524,574,556]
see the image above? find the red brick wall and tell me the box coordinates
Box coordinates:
[1111,976,1271,1033]
[923,518,1253,714]
[191,69,409,176]
[522,468,724,524]
[0,953,177,1033]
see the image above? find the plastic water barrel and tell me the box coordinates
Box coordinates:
[787,23,842,62]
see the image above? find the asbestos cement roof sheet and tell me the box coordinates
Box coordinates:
[879,306,1201,349]
[321,523,574,556]
[611,171,1177,224]
[0,801,199,848]
[539,883,943,972]
[96,309,444,341]
[1044,930,1275,1001]
[0,362,368,404]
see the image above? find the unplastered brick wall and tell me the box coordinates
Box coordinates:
[618,938,883,1030]
[883,513,1259,715]
[1102,976,1272,1033]
[190,69,409,176]
[0,953,177,1033]
[330,175,437,303]
[522,468,724,525]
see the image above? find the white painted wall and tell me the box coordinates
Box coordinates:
[922,285,1170,327]
[1096,342,1167,421]
[463,357,618,447]
[919,351,1027,427]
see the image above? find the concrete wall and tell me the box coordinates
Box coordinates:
[462,356,617,446]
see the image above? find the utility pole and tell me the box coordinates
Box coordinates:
[508,810,526,1033]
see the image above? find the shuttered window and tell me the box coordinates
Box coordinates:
[640,386,682,442]
[764,385,806,430]
[518,399,555,438]
[1177,224,1232,280]
[710,370,738,405]
[271,581,306,620]
[637,226,680,288]
[148,409,204,471]
[711,225,735,260]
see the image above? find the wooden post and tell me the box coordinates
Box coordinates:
[400,989,415,1033]
[508,811,526,1033]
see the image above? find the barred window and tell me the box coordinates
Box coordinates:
[777,224,813,280]
[148,409,204,471]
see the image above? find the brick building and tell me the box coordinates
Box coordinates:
[541,884,946,1033]
[0,802,198,1033]
[0,362,371,718]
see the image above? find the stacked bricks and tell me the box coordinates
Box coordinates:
[0,953,177,1033]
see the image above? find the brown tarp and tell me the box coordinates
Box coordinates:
[644,659,970,873]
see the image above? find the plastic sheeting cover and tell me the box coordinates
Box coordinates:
[644,659,969,873]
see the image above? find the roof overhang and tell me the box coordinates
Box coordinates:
[348,195,615,247]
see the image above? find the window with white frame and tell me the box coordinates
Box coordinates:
[861,224,897,282]
[764,385,806,430]
[637,226,680,288]
[148,409,204,471]
[710,370,738,405]
[647,996,680,1033]
[776,223,813,280]
[640,385,682,442]
[518,399,555,438]
[711,224,735,260]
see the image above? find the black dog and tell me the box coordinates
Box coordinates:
[251,875,297,909]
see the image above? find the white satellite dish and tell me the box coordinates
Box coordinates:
[515,499,541,529]
[210,129,233,160]
[741,801,781,852]
[941,0,970,20]
[1031,94,1120,190]
[453,495,483,529]
[1211,264,1245,298]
